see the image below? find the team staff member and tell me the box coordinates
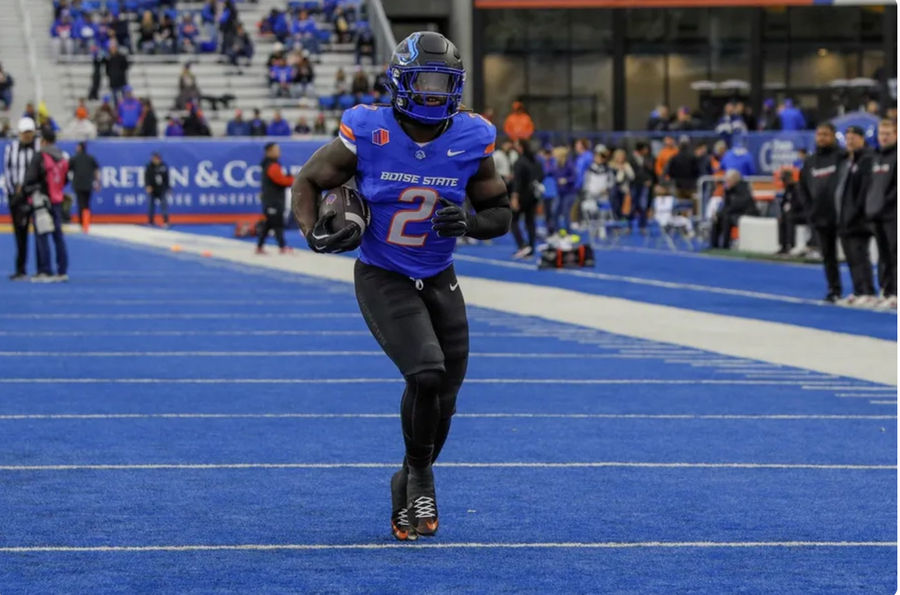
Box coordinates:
[797,123,844,302]
[4,117,37,280]
[256,142,294,254]
[68,142,100,233]
[144,151,171,228]
[865,119,897,307]
[834,125,875,304]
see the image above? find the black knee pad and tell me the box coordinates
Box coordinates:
[405,369,444,398]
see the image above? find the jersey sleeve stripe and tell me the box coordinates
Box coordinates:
[484,142,496,154]
[339,134,357,155]
[339,123,356,142]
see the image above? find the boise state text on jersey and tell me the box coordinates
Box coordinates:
[338,105,496,279]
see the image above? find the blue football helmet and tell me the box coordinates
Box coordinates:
[387,32,465,126]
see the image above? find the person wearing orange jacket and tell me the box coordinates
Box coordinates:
[654,134,678,179]
[503,101,534,142]
[257,141,294,254]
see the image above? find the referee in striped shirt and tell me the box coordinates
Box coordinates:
[4,117,37,280]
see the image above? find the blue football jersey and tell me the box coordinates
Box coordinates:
[338,106,496,279]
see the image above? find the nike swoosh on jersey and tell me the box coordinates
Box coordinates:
[447,149,465,157]
[450,281,459,291]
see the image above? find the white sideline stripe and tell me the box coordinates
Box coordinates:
[869,401,898,405]
[0,330,565,338]
[453,254,840,308]
[0,413,892,421]
[803,386,895,392]
[0,462,893,471]
[0,313,358,320]
[87,225,898,385]
[34,299,336,306]
[0,378,869,386]
[0,351,716,359]
[0,541,894,553]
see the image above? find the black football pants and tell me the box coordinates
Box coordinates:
[257,207,285,248]
[816,225,842,296]
[355,260,468,469]
[872,218,897,297]
[840,232,875,296]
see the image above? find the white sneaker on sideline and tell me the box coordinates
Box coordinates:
[54,274,69,283]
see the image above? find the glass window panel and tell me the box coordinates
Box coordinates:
[790,49,857,87]
[527,54,569,96]
[860,5,887,42]
[710,43,750,85]
[862,50,886,82]
[526,9,569,51]
[571,53,613,130]
[709,8,752,42]
[762,6,789,41]
[481,10,527,53]
[668,52,708,113]
[789,7,859,41]
[524,97,570,133]
[626,55,666,130]
[763,45,788,91]
[483,54,526,125]
[569,9,612,51]
[626,9,666,43]
[667,9,708,43]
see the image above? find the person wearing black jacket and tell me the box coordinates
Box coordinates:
[865,119,897,304]
[775,167,804,255]
[834,125,875,302]
[797,122,844,301]
[144,152,170,227]
[105,41,130,105]
[256,142,294,254]
[710,169,756,249]
[510,139,543,259]
[664,140,699,199]
[68,142,99,233]
[629,141,655,231]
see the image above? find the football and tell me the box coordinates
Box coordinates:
[318,186,370,235]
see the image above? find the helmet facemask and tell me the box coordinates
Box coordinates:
[389,65,465,125]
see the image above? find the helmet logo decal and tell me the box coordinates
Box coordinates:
[396,33,420,65]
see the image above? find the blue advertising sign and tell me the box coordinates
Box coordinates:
[0,138,329,217]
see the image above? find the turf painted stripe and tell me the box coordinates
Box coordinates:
[0,541,894,553]
[0,351,709,359]
[0,313,358,320]
[0,462,892,471]
[0,413,892,421]
[868,401,897,405]
[0,330,622,338]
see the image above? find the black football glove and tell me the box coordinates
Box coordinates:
[431,197,469,238]
[305,212,362,253]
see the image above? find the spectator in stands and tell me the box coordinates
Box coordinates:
[93,96,117,137]
[610,148,635,218]
[267,42,285,68]
[176,63,201,109]
[144,151,171,228]
[0,118,11,138]
[669,107,696,132]
[583,144,614,217]
[510,139,543,259]
[226,109,250,136]
[291,10,320,55]
[866,119,897,307]
[37,102,60,136]
[22,102,37,126]
[249,108,267,136]
[61,105,97,140]
[138,99,158,137]
[351,67,369,95]
[835,125,876,304]
[778,99,806,131]
[225,23,253,72]
[51,11,75,57]
[547,145,575,233]
[654,135,678,178]
[117,86,142,136]
[137,10,158,54]
[267,110,291,137]
[865,100,880,117]
[629,141,655,231]
[710,169,756,249]
[107,13,129,53]
[719,137,756,177]
[164,115,184,137]
[332,7,352,43]
[219,0,239,49]
[710,139,727,172]
[504,101,535,142]
[269,56,293,98]
[294,117,312,135]
[293,55,315,97]
[266,8,290,44]
[182,104,211,137]
[758,98,780,131]
[735,101,756,131]
[179,13,199,53]
[356,22,375,65]
[716,101,748,139]
[106,41,130,105]
[694,143,715,177]
[314,112,327,135]
[664,139,699,200]
[0,64,14,110]
[158,13,177,54]
[68,141,99,233]
[201,0,218,42]
[647,105,671,131]
[373,65,389,97]
[334,66,348,93]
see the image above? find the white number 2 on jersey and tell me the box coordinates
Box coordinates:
[386,187,439,247]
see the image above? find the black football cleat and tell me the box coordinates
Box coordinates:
[407,465,439,537]
[390,467,416,541]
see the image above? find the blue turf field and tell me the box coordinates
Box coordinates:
[0,232,896,593]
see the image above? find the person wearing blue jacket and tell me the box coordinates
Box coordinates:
[117,86,142,136]
[779,99,807,131]
[719,137,756,177]
[226,109,250,136]
[266,110,291,136]
[572,138,594,228]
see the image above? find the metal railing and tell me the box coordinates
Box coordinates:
[367,0,396,67]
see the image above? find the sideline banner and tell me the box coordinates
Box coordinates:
[0,139,328,222]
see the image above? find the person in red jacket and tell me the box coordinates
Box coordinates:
[257,142,294,253]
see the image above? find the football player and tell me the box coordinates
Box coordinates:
[292,32,510,540]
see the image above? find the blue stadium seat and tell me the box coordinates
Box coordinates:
[337,93,356,111]
[360,93,375,105]
[318,95,336,111]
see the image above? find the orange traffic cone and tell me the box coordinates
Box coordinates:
[81,209,91,233]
